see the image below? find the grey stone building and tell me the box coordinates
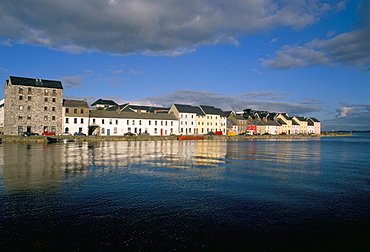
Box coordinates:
[3,76,64,135]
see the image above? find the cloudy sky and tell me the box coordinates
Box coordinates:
[0,0,369,131]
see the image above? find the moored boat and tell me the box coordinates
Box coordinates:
[47,137,76,143]
[177,135,205,140]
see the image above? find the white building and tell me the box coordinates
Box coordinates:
[63,99,90,135]
[89,109,179,136]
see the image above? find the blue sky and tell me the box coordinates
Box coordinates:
[0,0,369,131]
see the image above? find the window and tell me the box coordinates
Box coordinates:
[52,98,56,102]
[110,119,112,125]
[154,128,157,134]
[161,121,163,126]
[19,96,23,100]
[44,90,49,95]
[101,128,105,134]
[92,119,96,123]
[44,116,48,121]
[44,97,48,102]
[51,126,56,133]
[27,106,31,111]
[27,115,31,120]
[52,89,56,95]
[165,121,168,126]
[18,115,23,120]
[18,126,23,134]
[81,118,84,124]
[148,121,151,125]
[80,109,84,114]
[74,109,77,114]
[18,87,23,94]
[66,108,69,113]
[155,121,157,126]
[52,116,55,121]
[44,107,48,111]
[19,105,23,110]
[171,121,173,126]
[102,119,105,124]
[114,127,117,134]
[127,120,129,125]
[27,96,32,101]
[74,118,77,124]
[52,107,55,111]
[66,118,69,123]
[132,120,135,125]
[139,120,142,125]
[65,127,69,133]
[116,120,118,125]
[28,88,32,94]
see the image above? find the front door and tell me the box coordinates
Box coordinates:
[107,129,110,136]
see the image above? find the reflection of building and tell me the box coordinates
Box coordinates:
[2,143,64,190]
[3,76,63,135]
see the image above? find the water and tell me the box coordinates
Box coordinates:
[1,134,369,251]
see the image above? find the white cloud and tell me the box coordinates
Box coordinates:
[260,2,370,71]
[0,0,343,55]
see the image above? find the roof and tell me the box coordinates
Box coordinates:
[199,105,226,116]
[90,110,178,120]
[307,117,320,122]
[172,104,204,115]
[9,76,63,89]
[91,99,118,106]
[63,99,89,108]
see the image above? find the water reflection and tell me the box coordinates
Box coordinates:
[0,138,323,192]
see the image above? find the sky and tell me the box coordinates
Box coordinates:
[0,0,369,131]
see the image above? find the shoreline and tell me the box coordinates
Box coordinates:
[0,133,352,143]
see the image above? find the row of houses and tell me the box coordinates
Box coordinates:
[0,76,321,136]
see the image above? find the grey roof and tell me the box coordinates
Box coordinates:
[294,116,306,121]
[199,105,226,116]
[91,99,118,106]
[261,120,280,126]
[173,104,204,115]
[90,110,178,120]
[277,118,287,125]
[307,117,320,122]
[63,99,89,108]
[9,76,63,89]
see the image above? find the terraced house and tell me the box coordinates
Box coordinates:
[2,76,63,135]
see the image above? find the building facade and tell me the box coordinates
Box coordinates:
[63,99,90,135]
[3,76,63,135]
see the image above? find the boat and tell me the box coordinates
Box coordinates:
[47,137,76,143]
[177,135,205,140]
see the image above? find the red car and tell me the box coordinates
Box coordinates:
[42,132,56,136]
[214,131,223,135]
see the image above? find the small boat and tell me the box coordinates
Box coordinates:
[47,137,76,143]
[177,135,205,140]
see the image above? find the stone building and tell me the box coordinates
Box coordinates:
[3,76,63,135]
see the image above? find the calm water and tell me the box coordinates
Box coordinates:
[1,134,369,251]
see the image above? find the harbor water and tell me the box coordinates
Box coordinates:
[1,134,369,251]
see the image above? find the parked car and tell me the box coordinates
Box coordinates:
[21,132,39,136]
[124,132,136,136]
[141,132,150,136]
[60,132,72,136]
[206,132,214,135]
[42,132,56,136]
[74,132,86,136]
